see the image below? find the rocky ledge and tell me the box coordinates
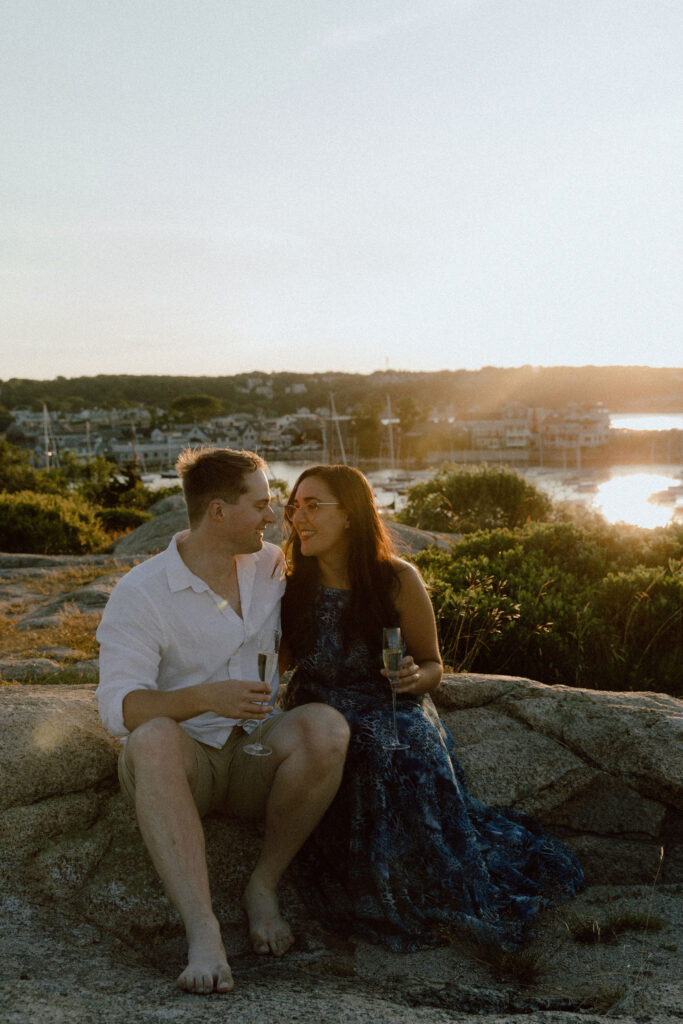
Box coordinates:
[109,492,459,558]
[1,677,681,1024]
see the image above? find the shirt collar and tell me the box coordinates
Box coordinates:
[164,533,260,618]
[165,533,210,593]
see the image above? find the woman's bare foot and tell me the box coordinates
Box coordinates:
[176,924,234,994]
[242,876,294,956]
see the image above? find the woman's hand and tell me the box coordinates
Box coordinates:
[388,558,443,695]
[381,655,433,695]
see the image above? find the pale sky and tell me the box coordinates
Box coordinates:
[2,0,682,381]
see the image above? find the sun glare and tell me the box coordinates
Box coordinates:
[595,473,681,529]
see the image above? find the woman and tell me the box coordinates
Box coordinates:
[281,464,584,953]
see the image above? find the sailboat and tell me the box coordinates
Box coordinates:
[322,394,348,465]
[380,395,413,491]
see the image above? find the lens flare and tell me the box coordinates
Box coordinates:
[595,473,681,529]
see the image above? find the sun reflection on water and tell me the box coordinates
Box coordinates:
[594,473,681,529]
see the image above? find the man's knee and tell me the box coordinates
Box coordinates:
[125,716,190,767]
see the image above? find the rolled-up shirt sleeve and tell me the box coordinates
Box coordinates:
[96,581,166,737]
[95,537,285,747]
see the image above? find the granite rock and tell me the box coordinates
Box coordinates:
[1,679,681,1020]
[111,494,458,556]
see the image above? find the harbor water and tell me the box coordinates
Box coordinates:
[146,458,683,531]
[143,412,682,531]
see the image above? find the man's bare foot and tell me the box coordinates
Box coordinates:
[176,928,234,995]
[242,876,294,956]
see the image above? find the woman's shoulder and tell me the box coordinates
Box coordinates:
[390,555,421,580]
[389,556,426,598]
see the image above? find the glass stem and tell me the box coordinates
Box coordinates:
[391,678,399,743]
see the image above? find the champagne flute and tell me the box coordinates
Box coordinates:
[383,627,409,751]
[244,628,280,757]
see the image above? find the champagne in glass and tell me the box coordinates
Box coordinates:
[382,627,409,750]
[383,647,403,677]
[257,650,278,686]
[244,628,280,757]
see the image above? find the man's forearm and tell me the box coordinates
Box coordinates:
[122,686,209,733]
[122,678,273,732]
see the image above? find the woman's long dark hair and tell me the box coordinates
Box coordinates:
[282,465,399,658]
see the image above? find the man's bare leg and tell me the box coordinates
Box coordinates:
[125,717,233,994]
[242,704,350,955]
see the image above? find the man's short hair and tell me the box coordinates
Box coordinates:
[176,447,267,527]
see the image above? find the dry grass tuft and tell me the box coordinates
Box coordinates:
[565,902,666,946]
[0,561,136,677]
[567,849,668,1014]
[565,914,605,945]
[432,922,548,987]
[0,561,127,597]
[0,604,101,662]
[473,942,546,986]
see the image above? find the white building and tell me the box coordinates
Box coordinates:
[540,404,610,449]
[467,404,534,450]
[464,403,608,452]
[106,428,210,468]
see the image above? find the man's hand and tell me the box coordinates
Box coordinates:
[122,679,273,732]
[200,679,273,720]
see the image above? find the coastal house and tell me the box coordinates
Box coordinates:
[461,403,609,454]
[234,423,260,450]
[466,403,534,450]
[539,403,610,449]
[105,426,211,469]
[50,426,104,461]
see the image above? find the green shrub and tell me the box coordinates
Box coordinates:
[412,521,683,696]
[397,464,553,533]
[445,521,614,579]
[0,437,62,494]
[75,460,156,510]
[590,563,683,694]
[0,490,109,554]
[55,455,178,512]
[95,506,152,533]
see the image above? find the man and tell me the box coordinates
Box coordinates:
[96,447,350,995]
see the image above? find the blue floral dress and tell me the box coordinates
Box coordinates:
[283,586,585,952]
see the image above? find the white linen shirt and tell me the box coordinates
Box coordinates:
[96,534,285,747]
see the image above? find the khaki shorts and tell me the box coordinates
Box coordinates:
[118,713,287,820]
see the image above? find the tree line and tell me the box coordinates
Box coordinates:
[1,365,681,422]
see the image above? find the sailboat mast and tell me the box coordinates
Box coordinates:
[42,404,51,470]
[385,395,395,470]
[329,394,347,465]
[382,394,404,470]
